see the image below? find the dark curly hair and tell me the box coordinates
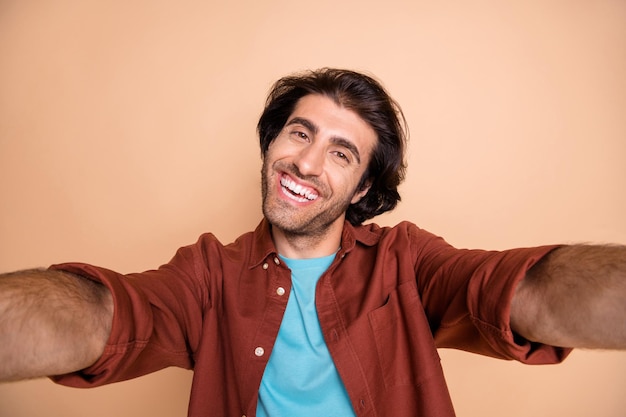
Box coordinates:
[257,68,408,225]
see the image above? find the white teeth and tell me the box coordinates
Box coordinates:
[280,177,318,201]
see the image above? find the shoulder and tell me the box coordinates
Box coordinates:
[355,220,444,242]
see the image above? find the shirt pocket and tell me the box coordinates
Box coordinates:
[368,280,442,389]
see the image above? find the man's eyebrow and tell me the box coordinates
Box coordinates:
[330,137,361,164]
[285,117,318,134]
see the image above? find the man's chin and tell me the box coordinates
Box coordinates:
[265,216,305,235]
[264,210,312,235]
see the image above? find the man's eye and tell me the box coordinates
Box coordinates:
[334,151,350,162]
[292,131,308,141]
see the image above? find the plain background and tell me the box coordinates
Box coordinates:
[1,1,625,416]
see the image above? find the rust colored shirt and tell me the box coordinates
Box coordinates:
[52,219,569,417]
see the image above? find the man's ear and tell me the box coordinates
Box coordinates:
[351,180,372,204]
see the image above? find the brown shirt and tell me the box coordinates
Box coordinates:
[52,219,570,417]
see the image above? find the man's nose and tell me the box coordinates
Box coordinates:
[293,144,324,177]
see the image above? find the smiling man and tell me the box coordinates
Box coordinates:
[1,68,625,417]
[261,94,376,257]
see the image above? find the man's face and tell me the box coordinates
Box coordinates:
[261,94,377,239]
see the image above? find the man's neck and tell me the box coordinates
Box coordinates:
[271,222,344,259]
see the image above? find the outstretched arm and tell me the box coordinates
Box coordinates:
[0,269,113,381]
[511,245,626,349]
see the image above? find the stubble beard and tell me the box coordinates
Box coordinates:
[261,159,352,240]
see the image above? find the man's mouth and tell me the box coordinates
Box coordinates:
[280,175,319,203]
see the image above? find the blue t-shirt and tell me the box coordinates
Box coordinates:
[256,254,356,417]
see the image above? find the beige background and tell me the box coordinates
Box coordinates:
[1,1,625,416]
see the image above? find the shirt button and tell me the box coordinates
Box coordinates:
[254,347,265,357]
[276,287,285,296]
[273,257,280,265]
[262,263,269,270]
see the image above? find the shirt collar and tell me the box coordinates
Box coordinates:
[248,218,381,269]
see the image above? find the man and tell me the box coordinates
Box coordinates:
[0,68,625,417]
